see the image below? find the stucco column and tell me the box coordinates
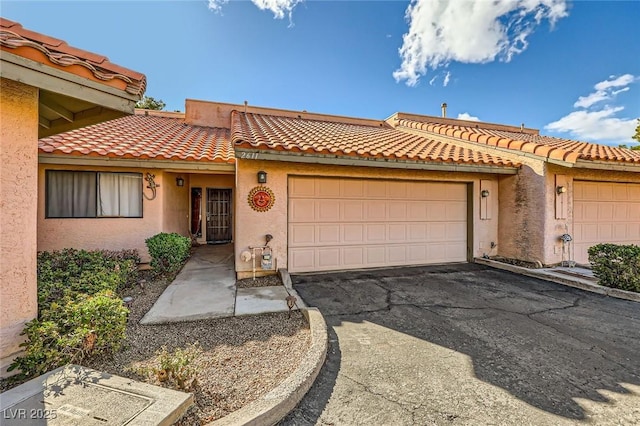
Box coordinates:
[0,78,39,376]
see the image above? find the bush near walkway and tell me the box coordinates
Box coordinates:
[8,249,138,381]
[145,232,191,273]
[588,243,640,293]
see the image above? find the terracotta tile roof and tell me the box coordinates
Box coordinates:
[396,118,640,165]
[39,112,234,163]
[0,18,146,96]
[230,111,518,167]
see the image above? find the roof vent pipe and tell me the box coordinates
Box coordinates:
[244,100,248,113]
[441,103,447,118]
[521,123,524,132]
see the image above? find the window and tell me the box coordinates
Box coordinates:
[46,171,142,218]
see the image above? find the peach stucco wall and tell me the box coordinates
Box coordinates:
[189,173,235,244]
[544,164,640,265]
[0,78,39,375]
[38,164,166,263]
[234,158,500,277]
[500,159,640,266]
[163,172,190,237]
[498,162,547,265]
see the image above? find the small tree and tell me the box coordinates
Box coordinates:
[136,96,166,110]
[633,119,640,143]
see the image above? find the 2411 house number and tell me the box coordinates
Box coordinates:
[240,152,259,159]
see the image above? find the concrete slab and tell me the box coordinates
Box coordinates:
[548,266,596,279]
[141,244,236,324]
[0,365,192,425]
[235,286,293,316]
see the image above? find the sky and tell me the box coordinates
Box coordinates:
[2,0,639,146]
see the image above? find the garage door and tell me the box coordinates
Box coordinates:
[288,177,468,273]
[573,181,640,265]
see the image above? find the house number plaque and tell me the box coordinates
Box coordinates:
[248,186,275,212]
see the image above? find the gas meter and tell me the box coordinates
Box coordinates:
[261,247,273,270]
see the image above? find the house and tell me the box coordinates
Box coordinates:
[37,98,640,280]
[386,112,640,265]
[0,18,146,375]
[38,109,234,260]
[38,99,515,277]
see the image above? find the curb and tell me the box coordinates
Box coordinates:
[474,258,640,303]
[209,307,328,426]
[279,268,307,309]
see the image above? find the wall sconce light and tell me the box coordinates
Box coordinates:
[257,171,267,184]
[481,189,490,198]
[176,177,185,187]
[556,185,567,195]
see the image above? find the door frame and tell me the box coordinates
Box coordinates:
[205,187,233,243]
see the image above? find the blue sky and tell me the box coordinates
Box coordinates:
[2,0,639,146]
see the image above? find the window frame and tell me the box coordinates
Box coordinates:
[45,170,144,219]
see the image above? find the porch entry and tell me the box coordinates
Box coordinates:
[206,188,232,243]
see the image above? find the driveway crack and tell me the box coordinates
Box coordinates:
[341,373,416,414]
[527,295,583,316]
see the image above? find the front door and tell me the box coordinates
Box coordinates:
[206,188,232,243]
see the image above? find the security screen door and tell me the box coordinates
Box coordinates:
[206,188,232,243]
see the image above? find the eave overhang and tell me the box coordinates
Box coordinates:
[39,154,236,173]
[1,50,142,138]
[234,148,519,175]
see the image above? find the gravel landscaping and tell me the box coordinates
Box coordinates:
[3,271,311,424]
[237,273,284,288]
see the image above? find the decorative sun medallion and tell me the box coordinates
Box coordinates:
[248,186,275,212]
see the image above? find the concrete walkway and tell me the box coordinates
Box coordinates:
[141,244,302,325]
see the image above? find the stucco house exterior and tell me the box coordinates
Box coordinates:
[0,18,146,375]
[387,113,640,265]
[38,100,524,278]
[35,97,640,280]
[38,109,234,261]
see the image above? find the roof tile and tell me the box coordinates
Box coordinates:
[231,111,517,167]
[397,118,640,165]
[1,18,146,96]
[38,113,234,163]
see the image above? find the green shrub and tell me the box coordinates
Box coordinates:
[8,290,128,380]
[145,233,191,273]
[588,243,640,293]
[37,248,139,312]
[8,249,137,381]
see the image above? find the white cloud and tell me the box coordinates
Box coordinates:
[252,0,302,20]
[208,0,301,21]
[393,0,568,86]
[208,0,228,13]
[612,87,630,95]
[548,74,638,144]
[573,91,608,109]
[457,112,480,121]
[573,74,636,108]
[545,106,637,143]
[594,74,635,91]
[443,71,451,87]
[429,75,438,86]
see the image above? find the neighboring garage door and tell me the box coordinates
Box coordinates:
[288,176,468,273]
[573,181,640,265]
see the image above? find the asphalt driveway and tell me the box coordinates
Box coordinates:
[280,263,640,425]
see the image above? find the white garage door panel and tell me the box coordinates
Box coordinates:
[288,177,468,273]
[573,181,640,265]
